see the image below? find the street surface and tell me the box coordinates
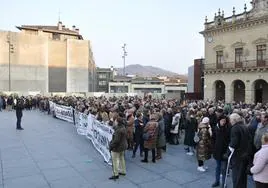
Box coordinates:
[0,110,254,188]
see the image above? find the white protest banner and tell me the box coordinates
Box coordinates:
[86,115,114,163]
[76,112,88,135]
[54,103,74,123]
[47,102,113,164]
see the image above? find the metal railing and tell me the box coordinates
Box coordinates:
[204,59,268,70]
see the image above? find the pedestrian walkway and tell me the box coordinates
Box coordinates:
[0,110,254,188]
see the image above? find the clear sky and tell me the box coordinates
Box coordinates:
[0,0,251,74]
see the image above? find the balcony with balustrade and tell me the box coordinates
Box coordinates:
[204,59,268,73]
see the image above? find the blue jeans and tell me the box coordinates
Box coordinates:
[215,160,227,184]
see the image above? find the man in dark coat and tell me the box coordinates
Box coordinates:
[212,115,231,187]
[16,97,24,130]
[164,108,173,143]
[184,113,198,155]
[229,113,251,188]
[132,112,144,158]
[109,115,128,180]
[7,96,13,111]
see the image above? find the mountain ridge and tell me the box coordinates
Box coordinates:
[116,64,186,78]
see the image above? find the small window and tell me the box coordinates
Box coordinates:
[98,81,107,86]
[99,74,107,79]
[217,19,221,26]
[235,48,243,63]
[216,51,224,64]
[52,33,60,40]
[257,44,266,62]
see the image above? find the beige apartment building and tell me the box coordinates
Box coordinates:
[201,0,268,104]
[0,21,95,93]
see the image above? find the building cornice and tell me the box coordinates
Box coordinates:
[213,45,225,51]
[231,41,246,48]
[16,26,83,39]
[200,14,268,37]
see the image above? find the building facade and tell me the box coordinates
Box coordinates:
[201,0,268,103]
[96,67,115,92]
[187,58,204,100]
[0,21,95,93]
[108,76,187,99]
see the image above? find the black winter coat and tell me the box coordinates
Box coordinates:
[229,121,251,162]
[134,119,144,143]
[184,117,198,147]
[16,99,24,118]
[213,125,230,160]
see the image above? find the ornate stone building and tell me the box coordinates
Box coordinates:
[200,0,268,103]
[0,21,96,93]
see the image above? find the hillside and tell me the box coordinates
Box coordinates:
[117,64,186,78]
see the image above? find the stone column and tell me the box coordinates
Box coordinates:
[204,85,213,101]
[225,80,233,103]
[204,75,214,101]
[245,81,254,104]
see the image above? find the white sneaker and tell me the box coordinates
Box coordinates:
[197,166,206,172]
[186,152,194,156]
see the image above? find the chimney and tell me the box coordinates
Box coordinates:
[72,25,76,31]
[75,28,79,33]
[58,21,62,30]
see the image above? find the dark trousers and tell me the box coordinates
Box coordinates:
[170,133,179,145]
[133,139,144,156]
[16,115,22,129]
[165,125,171,142]
[215,160,227,184]
[232,159,248,188]
[156,148,162,158]
[255,181,268,188]
[144,148,155,162]
[198,160,204,167]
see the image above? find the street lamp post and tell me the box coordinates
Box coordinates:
[122,43,127,92]
[122,43,127,76]
[6,32,14,92]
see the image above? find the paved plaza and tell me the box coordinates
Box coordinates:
[0,110,255,188]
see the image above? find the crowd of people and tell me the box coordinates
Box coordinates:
[1,94,268,188]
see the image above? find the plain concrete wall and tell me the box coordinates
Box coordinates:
[48,40,67,92]
[67,39,89,92]
[0,30,48,92]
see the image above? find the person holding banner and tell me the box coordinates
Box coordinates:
[109,115,128,180]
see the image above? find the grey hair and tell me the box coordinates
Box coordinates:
[229,113,243,125]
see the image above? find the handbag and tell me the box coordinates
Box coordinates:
[143,132,150,141]
[194,132,200,143]
[143,126,157,141]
